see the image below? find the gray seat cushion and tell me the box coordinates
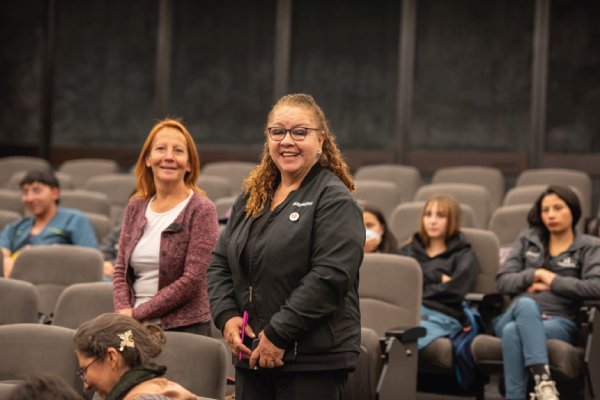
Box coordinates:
[419,337,454,374]
[471,334,584,380]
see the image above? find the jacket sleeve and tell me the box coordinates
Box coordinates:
[550,243,600,300]
[68,212,98,248]
[398,242,439,285]
[113,201,136,312]
[422,249,479,304]
[131,199,219,321]
[99,226,121,263]
[207,196,244,330]
[266,190,365,345]
[496,234,536,295]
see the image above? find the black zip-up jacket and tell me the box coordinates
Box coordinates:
[398,232,479,321]
[207,163,364,371]
[497,228,600,320]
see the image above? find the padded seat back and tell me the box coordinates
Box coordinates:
[462,228,500,295]
[11,245,103,316]
[59,158,119,188]
[354,164,421,203]
[389,201,476,245]
[353,180,402,222]
[197,175,231,202]
[0,279,38,324]
[0,210,21,231]
[53,282,114,329]
[488,204,531,248]
[60,190,111,217]
[6,171,74,191]
[359,253,422,337]
[84,174,135,224]
[0,189,23,215]
[0,157,51,188]
[158,332,229,399]
[432,166,504,211]
[201,161,257,195]
[414,183,492,229]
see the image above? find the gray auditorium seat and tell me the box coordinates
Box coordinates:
[201,161,257,196]
[11,245,103,316]
[414,183,492,229]
[197,175,232,202]
[0,383,16,400]
[516,168,592,218]
[58,158,120,189]
[214,195,238,221]
[0,279,38,324]
[0,189,23,215]
[353,180,402,223]
[503,184,587,232]
[354,164,421,204]
[84,212,113,242]
[0,324,82,393]
[0,210,21,231]
[389,201,477,245]
[0,156,51,188]
[6,170,75,191]
[52,282,114,329]
[84,174,135,225]
[488,204,531,248]
[60,190,111,217]
[158,332,229,400]
[357,253,423,400]
[432,166,504,211]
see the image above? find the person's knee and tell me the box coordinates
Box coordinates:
[500,321,519,342]
[513,297,540,315]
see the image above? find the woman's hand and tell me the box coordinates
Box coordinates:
[534,268,557,286]
[118,309,133,317]
[223,317,255,360]
[364,236,382,253]
[249,331,285,369]
[527,282,551,293]
[441,274,452,283]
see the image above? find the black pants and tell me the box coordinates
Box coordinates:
[166,320,212,336]
[235,367,349,400]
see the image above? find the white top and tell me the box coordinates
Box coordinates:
[130,191,192,322]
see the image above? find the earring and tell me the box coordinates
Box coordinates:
[317,150,321,157]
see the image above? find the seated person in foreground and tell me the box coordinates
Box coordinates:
[397,194,480,350]
[495,185,600,400]
[362,201,398,254]
[0,169,97,277]
[7,374,83,400]
[73,313,196,400]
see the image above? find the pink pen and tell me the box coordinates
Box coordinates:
[239,311,249,360]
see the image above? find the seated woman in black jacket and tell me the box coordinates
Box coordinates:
[398,194,480,350]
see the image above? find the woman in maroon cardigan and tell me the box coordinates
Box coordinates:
[113,119,219,335]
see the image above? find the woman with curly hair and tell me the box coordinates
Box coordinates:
[208,94,364,400]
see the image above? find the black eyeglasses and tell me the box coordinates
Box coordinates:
[77,356,101,384]
[267,127,318,142]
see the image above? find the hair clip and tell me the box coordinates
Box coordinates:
[118,330,135,351]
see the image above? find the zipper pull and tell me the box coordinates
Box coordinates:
[250,286,253,302]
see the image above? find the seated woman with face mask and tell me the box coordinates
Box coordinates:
[397,194,480,350]
[362,202,398,254]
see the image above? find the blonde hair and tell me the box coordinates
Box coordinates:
[133,119,204,200]
[242,94,355,218]
[419,194,462,247]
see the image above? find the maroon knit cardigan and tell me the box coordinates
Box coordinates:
[112,192,219,330]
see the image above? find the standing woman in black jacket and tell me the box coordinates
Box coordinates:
[398,194,480,350]
[207,94,365,400]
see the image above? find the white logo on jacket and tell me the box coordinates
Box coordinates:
[293,202,313,207]
[526,250,540,258]
[557,257,576,268]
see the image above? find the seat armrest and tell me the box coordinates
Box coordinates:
[582,300,600,310]
[384,326,426,343]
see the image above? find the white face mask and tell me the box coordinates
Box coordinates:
[365,229,380,239]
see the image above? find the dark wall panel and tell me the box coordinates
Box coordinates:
[289,0,400,151]
[169,0,275,148]
[0,0,44,145]
[545,0,600,153]
[412,0,534,152]
[52,0,158,147]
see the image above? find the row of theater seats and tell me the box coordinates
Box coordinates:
[3,232,599,399]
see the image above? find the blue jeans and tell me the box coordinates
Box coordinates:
[494,297,577,399]
[419,305,463,350]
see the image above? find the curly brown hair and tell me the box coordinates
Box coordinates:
[242,94,355,217]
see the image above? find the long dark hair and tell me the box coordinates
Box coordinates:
[527,185,581,263]
[362,202,398,253]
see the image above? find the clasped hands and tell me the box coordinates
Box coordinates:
[527,268,557,293]
[224,316,285,369]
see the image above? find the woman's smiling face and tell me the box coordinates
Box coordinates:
[267,106,324,182]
